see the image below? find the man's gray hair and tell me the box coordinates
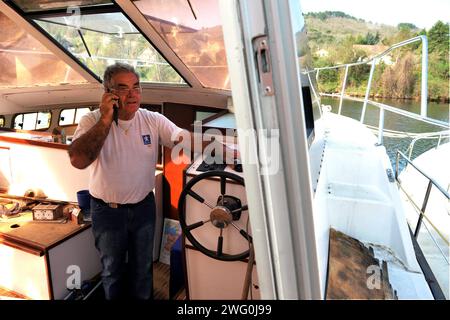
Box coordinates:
[103,62,140,90]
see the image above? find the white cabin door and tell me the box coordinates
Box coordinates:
[220,0,322,299]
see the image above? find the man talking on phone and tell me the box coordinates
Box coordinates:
[69,62,236,300]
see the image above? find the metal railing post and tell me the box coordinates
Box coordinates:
[396,150,450,258]
[436,133,442,148]
[420,35,428,117]
[338,65,349,115]
[313,36,429,126]
[360,59,376,124]
[414,180,433,238]
[408,139,417,159]
[377,108,385,145]
[307,72,322,116]
[395,151,400,181]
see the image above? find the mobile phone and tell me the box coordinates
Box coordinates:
[107,89,119,125]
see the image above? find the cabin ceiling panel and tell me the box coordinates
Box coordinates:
[0,84,229,113]
[1,86,103,112]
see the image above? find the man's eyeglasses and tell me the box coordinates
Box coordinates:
[110,87,142,95]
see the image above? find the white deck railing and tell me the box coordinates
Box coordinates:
[308,36,449,298]
[307,36,449,146]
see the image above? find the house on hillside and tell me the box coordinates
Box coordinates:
[315,48,329,57]
[353,44,393,65]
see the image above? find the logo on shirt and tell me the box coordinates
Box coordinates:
[142,134,151,145]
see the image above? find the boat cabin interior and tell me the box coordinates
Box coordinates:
[0,0,445,301]
[0,0,240,300]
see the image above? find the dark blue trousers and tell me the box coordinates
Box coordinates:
[90,192,155,300]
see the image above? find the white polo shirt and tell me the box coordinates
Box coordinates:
[72,108,183,204]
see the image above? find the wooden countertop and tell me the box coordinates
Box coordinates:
[0,129,69,150]
[0,211,90,255]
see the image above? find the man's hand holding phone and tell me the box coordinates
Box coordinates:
[100,90,120,126]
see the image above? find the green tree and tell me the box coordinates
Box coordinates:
[366,32,380,45]
[427,21,449,101]
[355,32,380,45]
[428,21,449,53]
[398,23,417,30]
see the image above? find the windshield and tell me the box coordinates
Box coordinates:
[0,11,87,88]
[134,0,230,90]
[9,1,187,85]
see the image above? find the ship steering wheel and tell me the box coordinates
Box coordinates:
[178,170,251,262]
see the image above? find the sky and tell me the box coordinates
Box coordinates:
[300,0,450,30]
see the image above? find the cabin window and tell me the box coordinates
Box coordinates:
[75,108,91,123]
[134,0,230,90]
[10,2,187,86]
[59,107,91,126]
[0,116,5,127]
[13,112,51,130]
[59,109,75,126]
[288,0,316,145]
[0,12,87,88]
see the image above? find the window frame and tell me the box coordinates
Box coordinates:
[5,1,191,87]
[58,107,93,127]
[12,111,52,131]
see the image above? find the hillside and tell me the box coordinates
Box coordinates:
[305,15,400,50]
[304,12,449,102]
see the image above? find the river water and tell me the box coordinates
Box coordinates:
[321,97,449,172]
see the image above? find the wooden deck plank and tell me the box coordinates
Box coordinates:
[154,262,170,300]
[326,228,397,300]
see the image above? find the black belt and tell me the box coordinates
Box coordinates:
[92,191,153,209]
